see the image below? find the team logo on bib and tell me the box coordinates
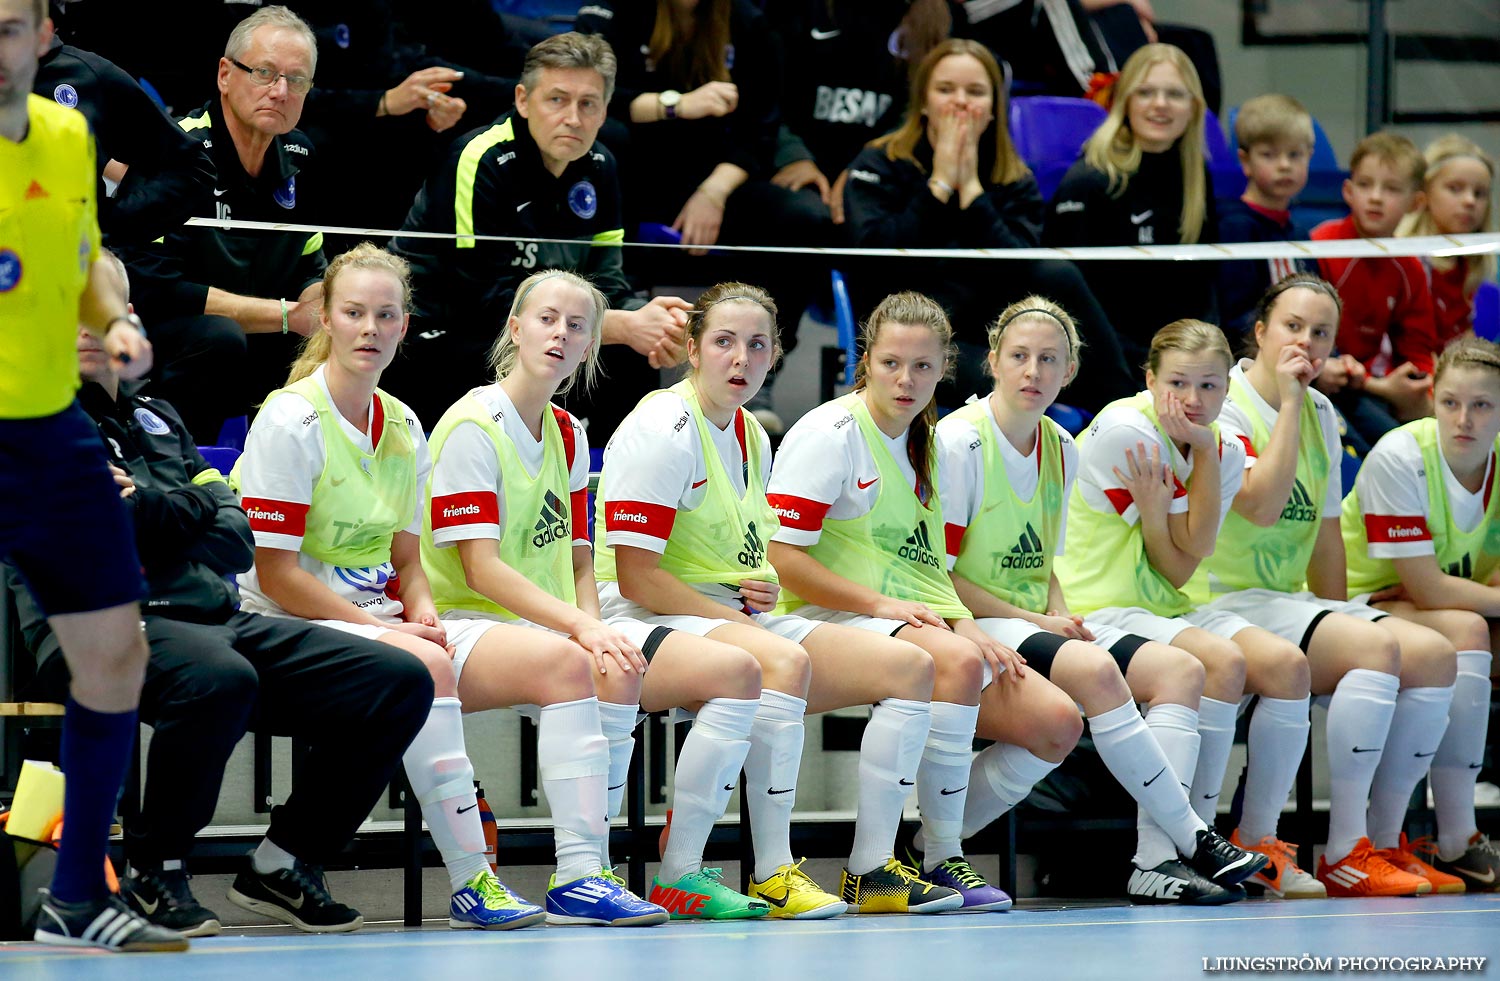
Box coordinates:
[133,407,170,435]
[0,250,21,292]
[899,521,941,569]
[1279,479,1319,523]
[532,490,570,548]
[53,84,79,108]
[274,175,297,209]
[1446,554,1474,580]
[568,180,597,220]
[999,523,1046,571]
[738,521,766,568]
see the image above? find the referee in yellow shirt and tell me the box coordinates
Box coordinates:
[0,0,183,952]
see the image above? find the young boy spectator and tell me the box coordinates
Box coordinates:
[1217,94,1315,336]
[1312,131,1439,448]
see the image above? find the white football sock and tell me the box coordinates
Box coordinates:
[1324,668,1399,863]
[848,697,931,875]
[1134,702,1203,868]
[1089,700,1203,864]
[538,696,610,884]
[1366,684,1453,849]
[741,689,806,881]
[658,696,757,884]
[1238,695,1311,844]
[918,701,981,868]
[596,699,639,867]
[1189,697,1237,824]
[1433,651,1492,859]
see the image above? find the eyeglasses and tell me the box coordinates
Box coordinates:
[1131,86,1193,105]
[230,58,312,96]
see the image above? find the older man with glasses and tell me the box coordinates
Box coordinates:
[114,5,327,444]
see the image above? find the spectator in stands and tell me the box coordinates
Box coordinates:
[11,254,435,939]
[235,243,665,930]
[0,0,170,951]
[1312,132,1439,448]
[843,38,1136,411]
[1043,43,1217,368]
[390,31,689,439]
[1398,135,1496,346]
[33,35,215,246]
[1216,94,1315,337]
[576,0,823,433]
[119,6,327,445]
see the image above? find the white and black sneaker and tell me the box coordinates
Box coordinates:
[123,866,222,937]
[228,862,363,933]
[1127,860,1243,906]
[1189,828,1270,886]
[34,890,190,952]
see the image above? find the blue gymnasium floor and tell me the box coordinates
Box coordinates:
[2,897,1498,981]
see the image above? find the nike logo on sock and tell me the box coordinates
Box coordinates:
[939,786,967,796]
[608,782,627,790]
[1414,751,1438,758]
[899,779,915,786]
[724,784,737,791]
[1352,747,1380,753]
[457,803,478,814]
[1143,767,1166,788]
[1469,763,1484,769]
[768,787,794,795]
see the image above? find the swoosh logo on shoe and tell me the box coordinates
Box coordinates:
[1144,767,1166,788]
[263,882,305,909]
[1352,747,1380,753]
[457,803,478,814]
[1457,867,1496,884]
[940,785,967,796]
[135,894,159,915]
[768,787,794,795]
[1130,210,1153,224]
[760,890,790,907]
[899,778,914,786]
[856,477,879,489]
[810,27,841,40]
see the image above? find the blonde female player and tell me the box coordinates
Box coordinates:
[420,269,774,923]
[1194,272,1457,899]
[1053,318,1315,900]
[597,283,961,916]
[767,291,1088,911]
[233,245,647,931]
[936,297,1267,905]
[1342,334,1500,890]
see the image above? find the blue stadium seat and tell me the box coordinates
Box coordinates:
[1044,403,1092,435]
[198,445,242,474]
[1008,96,1106,203]
[830,269,856,387]
[215,415,248,451]
[1475,281,1500,342]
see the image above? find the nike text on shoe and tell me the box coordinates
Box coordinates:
[122,866,222,936]
[748,858,846,919]
[923,857,1013,911]
[1127,860,1242,906]
[545,870,668,926]
[838,858,965,914]
[1190,828,1270,886]
[649,867,770,920]
[1228,830,1325,900]
[34,891,189,952]
[1427,833,1500,892]
[227,861,363,932]
[1316,837,1431,898]
[449,870,546,929]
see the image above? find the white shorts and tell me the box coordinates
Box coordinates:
[1198,589,1385,650]
[599,595,820,645]
[797,605,1000,687]
[1088,606,1254,647]
[1079,619,1141,653]
[314,616,498,679]
[438,610,670,681]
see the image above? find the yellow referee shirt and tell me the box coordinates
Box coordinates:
[0,94,100,420]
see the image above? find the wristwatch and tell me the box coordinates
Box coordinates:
[106,312,147,338]
[659,89,681,120]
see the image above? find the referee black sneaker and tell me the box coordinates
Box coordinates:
[122,866,222,937]
[1127,860,1243,906]
[34,890,190,952]
[1189,828,1270,886]
[228,862,363,933]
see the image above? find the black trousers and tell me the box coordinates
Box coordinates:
[30,612,434,867]
[145,315,303,445]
